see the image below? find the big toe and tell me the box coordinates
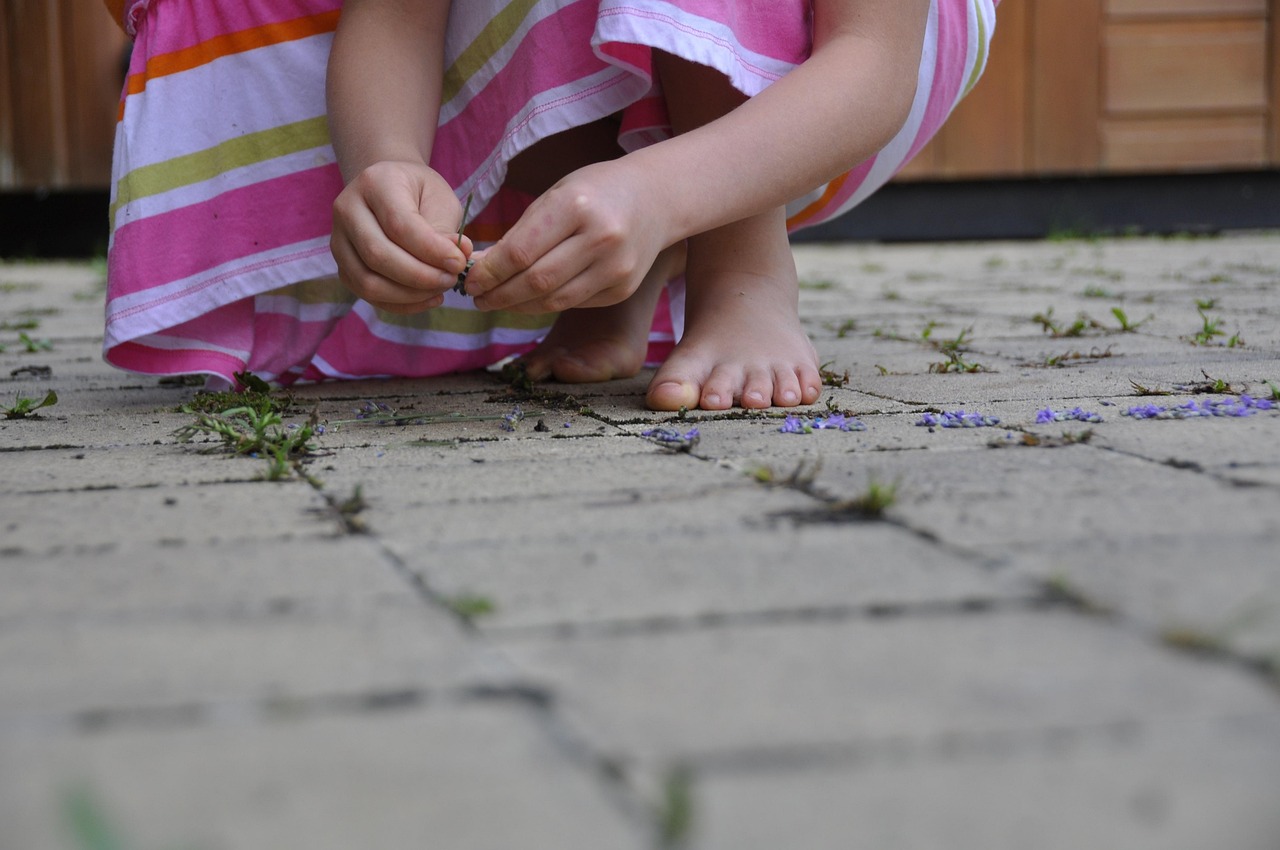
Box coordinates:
[646,379,701,411]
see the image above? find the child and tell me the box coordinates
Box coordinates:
[104,0,998,410]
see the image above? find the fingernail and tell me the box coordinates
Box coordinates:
[440,271,458,288]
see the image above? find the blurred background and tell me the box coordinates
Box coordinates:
[1,0,1278,253]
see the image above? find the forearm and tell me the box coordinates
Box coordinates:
[326,0,451,180]
[635,0,930,242]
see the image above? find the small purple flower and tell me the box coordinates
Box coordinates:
[779,415,809,434]
[500,406,525,432]
[1037,407,1103,424]
[779,414,866,434]
[1123,395,1277,421]
[917,410,1000,429]
[642,426,700,451]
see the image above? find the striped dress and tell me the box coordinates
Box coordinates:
[104,0,999,387]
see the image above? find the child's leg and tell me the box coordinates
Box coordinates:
[645,54,822,411]
[504,120,680,383]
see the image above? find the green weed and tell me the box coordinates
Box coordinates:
[657,766,695,848]
[3,389,57,419]
[443,593,496,622]
[819,362,850,388]
[1110,307,1147,332]
[1190,309,1225,345]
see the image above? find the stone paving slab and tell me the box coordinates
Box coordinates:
[693,714,1280,850]
[1003,533,1280,662]
[2,235,1279,849]
[0,700,644,850]
[496,609,1279,764]
[405,522,1029,632]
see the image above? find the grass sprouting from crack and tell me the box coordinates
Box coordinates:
[3,389,57,419]
[1158,603,1279,687]
[313,484,369,534]
[1188,308,1241,347]
[1042,573,1113,616]
[819,362,850,388]
[835,478,898,518]
[8,331,53,352]
[63,786,133,850]
[656,766,696,848]
[442,593,497,622]
[173,399,322,481]
[756,459,900,524]
[1039,347,1113,368]
[1129,380,1173,397]
[179,371,293,416]
[926,327,989,373]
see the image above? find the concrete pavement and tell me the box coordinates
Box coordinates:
[2,233,1279,849]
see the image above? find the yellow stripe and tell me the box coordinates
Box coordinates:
[266,281,556,333]
[961,6,989,98]
[377,306,557,333]
[442,0,543,104]
[111,116,331,229]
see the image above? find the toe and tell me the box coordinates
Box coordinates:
[646,378,701,411]
[740,367,774,409]
[772,367,803,407]
[700,366,740,411]
[797,363,824,405]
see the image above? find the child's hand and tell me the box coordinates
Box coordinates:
[464,160,670,314]
[331,161,472,314]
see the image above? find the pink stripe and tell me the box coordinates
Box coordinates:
[636,0,810,60]
[310,314,536,378]
[599,4,806,80]
[131,0,339,55]
[110,165,342,299]
[107,340,247,377]
[434,1,612,184]
[904,0,971,165]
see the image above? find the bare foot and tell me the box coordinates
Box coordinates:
[519,244,684,383]
[645,209,822,411]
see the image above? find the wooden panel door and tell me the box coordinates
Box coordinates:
[0,0,127,190]
[901,0,1279,180]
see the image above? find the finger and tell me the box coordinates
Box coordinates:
[336,201,459,295]
[368,191,470,275]
[470,237,593,312]
[465,199,579,295]
[475,253,634,315]
[332,229,452,308]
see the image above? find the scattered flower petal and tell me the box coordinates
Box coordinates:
[1037,407,1103,424]
[1122,395,1277,420]
[778,414,866,434]
[915,410,1001,429]
[641,426,701,452]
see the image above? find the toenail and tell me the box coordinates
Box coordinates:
[783,390,798,403]
[705,393,721,405]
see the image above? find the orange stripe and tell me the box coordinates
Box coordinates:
[124,12,340,99]
[785,171,850,231]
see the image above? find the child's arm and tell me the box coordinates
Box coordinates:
[327,0,470,314]
[466,0,931,313]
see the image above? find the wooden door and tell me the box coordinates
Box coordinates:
[0,0,128,190]
[901,0,1280,179]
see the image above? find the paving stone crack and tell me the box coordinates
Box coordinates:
[482,594,1058,641]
